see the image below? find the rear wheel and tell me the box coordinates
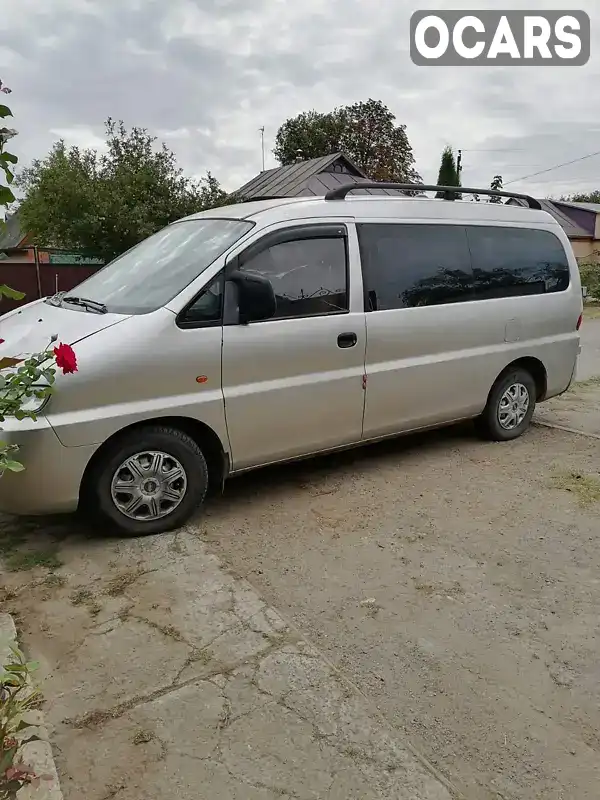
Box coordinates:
[476,368,537,441]
[87,426,209,536]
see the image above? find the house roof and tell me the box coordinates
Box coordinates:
[0,211,26,250]
[233,153,408,200]
[507,197,589,239]
[554,200,600,215]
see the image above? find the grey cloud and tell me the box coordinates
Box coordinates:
[0,0,599,198]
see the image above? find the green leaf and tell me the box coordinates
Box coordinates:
[4,662,27,672]
[3,459,25,472]
[0,184,15,204]
[0,104,13,119]
[0,151,18,164]
[0,746,17,774]
[25,660,40,671]
[0,284,25,301]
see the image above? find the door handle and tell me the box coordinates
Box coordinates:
[337,332,357,348]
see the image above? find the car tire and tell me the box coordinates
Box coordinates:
[87,426,209,537]
[476,368,537,442]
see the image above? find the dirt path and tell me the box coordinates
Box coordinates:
[203,424,600,800]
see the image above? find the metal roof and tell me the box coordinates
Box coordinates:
[233,153,409,200]
[507,197,589,238]
[554,200,600,215]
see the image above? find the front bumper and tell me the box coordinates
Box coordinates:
[0,415,98,515]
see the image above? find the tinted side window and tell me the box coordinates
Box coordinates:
[240,237,348,318]
[356,224,473,310]
[467,226,570,299]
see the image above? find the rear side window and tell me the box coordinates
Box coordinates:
[357,223,473,309]
[467,226,570,299]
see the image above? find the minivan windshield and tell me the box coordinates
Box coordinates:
[55,218,254,315]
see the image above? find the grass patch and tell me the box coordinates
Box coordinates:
[132,729,154,745]
[575,374,600,389]
[69,587,103,616]
[70,588,94,606]
[44,573,66,588]
[104,569,145,597]
[0,527,20,557]
[4,550,63,572]
[551,470,600,506]
[0,522,64,573]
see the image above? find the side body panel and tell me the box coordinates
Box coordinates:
[221,219,367,469]
[46,308,230,454]
[361,219,581,439]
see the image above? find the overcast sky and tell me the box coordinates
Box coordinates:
[1,0,598,200]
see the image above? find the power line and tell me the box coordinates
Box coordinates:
[461,148,526,152]
[525,176,600,185]
[504,149,600,185]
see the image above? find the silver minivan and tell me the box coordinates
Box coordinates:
[0,183,583,535]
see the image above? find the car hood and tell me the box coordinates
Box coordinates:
[0,299,129,357]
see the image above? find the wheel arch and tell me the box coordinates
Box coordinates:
[78,416,230,510]
[493,356,548,402]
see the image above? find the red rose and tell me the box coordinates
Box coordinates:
[53,343,77,374]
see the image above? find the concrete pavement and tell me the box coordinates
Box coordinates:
[11,530,455,800]
[534,316,600,437]
[576,316,600,382]
[535,377,600,438]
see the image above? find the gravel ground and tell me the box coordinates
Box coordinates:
[201,423,600,800]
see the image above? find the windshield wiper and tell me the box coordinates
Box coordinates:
[62,295,107,314]
[45,291,66,307]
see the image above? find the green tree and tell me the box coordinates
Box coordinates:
[435,146,460,199]
[561,190,600,203]
[488,174,503,203]
[17,119,230,262]
[273,99,421,183]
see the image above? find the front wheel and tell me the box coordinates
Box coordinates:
[87,426,209,536]
[476,368,537,442]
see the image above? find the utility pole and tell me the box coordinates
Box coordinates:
[259,126,265,172]
[456,149,462,179]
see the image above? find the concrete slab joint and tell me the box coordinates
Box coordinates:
[0,612,63,800]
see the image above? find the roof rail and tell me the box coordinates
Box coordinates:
[323,182,542,210]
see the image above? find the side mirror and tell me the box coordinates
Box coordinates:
[227,269,276,324]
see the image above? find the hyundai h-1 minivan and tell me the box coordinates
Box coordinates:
[0,183,583,535]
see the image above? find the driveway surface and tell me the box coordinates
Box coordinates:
[2,316,600,800]
[205,425,600,800]
[534,311,600,437]
[577,315,600,381]
[1,527,452,800]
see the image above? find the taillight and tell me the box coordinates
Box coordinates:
[576,313,583,331]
